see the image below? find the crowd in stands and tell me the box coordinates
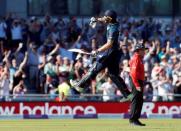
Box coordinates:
[0,13,181,102]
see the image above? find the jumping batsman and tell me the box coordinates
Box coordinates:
[71,10,132,100]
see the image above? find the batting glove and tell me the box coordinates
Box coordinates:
[91,50,99,57]
[89,17,97,28]
[136,87,142,92]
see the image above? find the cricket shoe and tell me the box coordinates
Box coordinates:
[70,79,84,93]
[119,93,133,102]
[129,120,146,126]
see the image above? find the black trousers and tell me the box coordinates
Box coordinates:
[129,78,144,121]
[76,50,131,98]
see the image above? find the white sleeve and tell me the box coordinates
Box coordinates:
[100,83,106,90]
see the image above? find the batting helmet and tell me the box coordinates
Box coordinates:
[104,10,117,21]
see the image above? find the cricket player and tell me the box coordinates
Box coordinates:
[71,10,132,100]
[129,43,148,126]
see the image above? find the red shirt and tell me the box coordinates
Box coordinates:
[129,53,145,89]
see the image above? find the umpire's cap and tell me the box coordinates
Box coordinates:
[104,10,117,21]
[134,43,149,51]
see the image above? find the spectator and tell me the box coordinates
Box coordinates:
[13,42,25,66]
[157,68,174,101]
[44,55,60,94]
[59,57,71,72]
[11,19,22,50]
[13,79,27,98]
[120,59,131,91]
[96,69,108,93]
[28,17,42,47]
[144,82,153,101]
[10,51,27,92]
[99,77,118,102]
[120,43,130,62]
[27,42,40,92]
[174,72,181,101]
[73,54,84,80]
[143,40,159,77]
[0,17,7,55]
[38,47,47,93]
[0,63,10,100]
[57,72,71,101]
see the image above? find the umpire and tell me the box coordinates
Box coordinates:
[129,43,148,126]
[70,10,132,100]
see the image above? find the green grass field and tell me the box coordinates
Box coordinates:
[0,119,180,131]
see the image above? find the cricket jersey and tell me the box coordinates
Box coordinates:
[106,22,119,51]
[129,52,145,89]
[97,22,120,62]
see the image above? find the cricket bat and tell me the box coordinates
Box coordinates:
[68,48,92,55]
